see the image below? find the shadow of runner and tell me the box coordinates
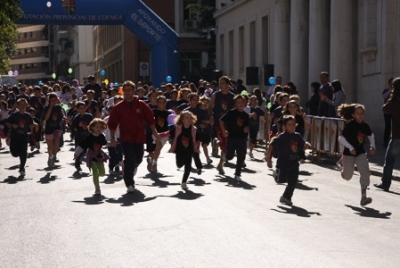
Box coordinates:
[188,177,211,187]
[345,204,392,219]
[214,175,256,190]
[165,190,204,200]
[72,195,106,205]
[105,190,157,206]
[271,205,321,217]
[1,175,26,184]
[296,180,319,191]
[38,173,58,184]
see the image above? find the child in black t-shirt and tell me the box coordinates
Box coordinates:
[264,115,310,206]
[149,95,171,173]
[337,103,375,206]
[6,99,38,176]
[169,110,202,190]
[246,95,265,158]
[71,101,94,172]
[74,118,109,195]
[220,94,250,181]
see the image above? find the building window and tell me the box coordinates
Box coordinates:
[239,26,244,71]
[249,21,256,66]
[228,31,234,75]
[219,34,224,73]
[261,16,269,65]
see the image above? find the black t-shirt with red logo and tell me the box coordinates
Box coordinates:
[6,111,34,137]
[43,105,64,134]
[220,108,249,138]
[341,120,372,156]
[270,131,305,168]
[153,109,171,133]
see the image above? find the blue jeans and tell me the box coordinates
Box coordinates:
[382,139,400,188]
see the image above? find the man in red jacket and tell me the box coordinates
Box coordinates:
[108,80,160,193]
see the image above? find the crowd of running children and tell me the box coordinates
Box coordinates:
[0,74,377,206]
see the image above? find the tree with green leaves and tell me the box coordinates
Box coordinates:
[186,0,216,33]
[0,0,22,74]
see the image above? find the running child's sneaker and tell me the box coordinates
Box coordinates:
[235,175,242,182]
[279,196,293,206]
[151,162,157,173]
[147,157,152,172]
[216,165,225,175]
[94,189,101,195]
[19,169,26,176]
[127,185,135,193]
[181,182,188,190]
[197,168,202,175]
[207,158,213,165]
[360,196,372,206]
[249,152,254,158]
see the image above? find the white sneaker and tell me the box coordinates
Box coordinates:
[147,157,152,172]
[151,162,157,173]
[249,152,254,158]
[181,182,188,190]
[235,175,242,182]
[127,185,135,193]
[19,169,26,176]
[94,189,101,195]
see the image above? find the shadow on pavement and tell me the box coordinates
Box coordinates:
[72,195,106,205]
[69,171,91,180]
[103,174,123,184]
[6,164,20,170]
[224,162,257,174]
[188,177,211,187]
[214,175,256,190]
[271,205,321,217]
[105,190,157,206]
[296,180,319,191]
[345,204,392,219]
[38,173,58,184]
[1,175,26,184]
[164,190,204,200]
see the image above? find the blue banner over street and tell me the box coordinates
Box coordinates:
[18,0,180,87]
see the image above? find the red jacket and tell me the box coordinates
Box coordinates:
[108,97,155,143]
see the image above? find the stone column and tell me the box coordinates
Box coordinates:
[330,0,355,102]
[290,0,309,104]
[308,0,330,97]
[273,0,290,84]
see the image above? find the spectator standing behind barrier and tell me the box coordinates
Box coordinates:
[320,79,346,117]
[382,78,393,147]
[375,77,400,192]
[305,82,320,116]
[317,72,335,117]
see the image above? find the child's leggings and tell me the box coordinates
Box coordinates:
[176,152,202,183]
[341,153,370,189]
[91,161,105,190]
[10,135,28,170]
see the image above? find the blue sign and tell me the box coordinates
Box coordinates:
[18,0,180,87]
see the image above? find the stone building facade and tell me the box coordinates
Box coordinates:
[214,0,400,140]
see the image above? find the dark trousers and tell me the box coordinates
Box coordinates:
[108,144,123,170]
[10,135,28,170]
[74,133,88,169]
[176,152,202,183]
[121,143,144,187]
[280,164,300,200]
[249,125,259,145]
[226,137,247,176]
[384,113,392,146]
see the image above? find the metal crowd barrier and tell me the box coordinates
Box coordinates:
[307,115,345,162]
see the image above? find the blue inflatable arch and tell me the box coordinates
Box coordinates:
[18,0,180,87]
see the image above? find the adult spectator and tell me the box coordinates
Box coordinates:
[305,82,321,116]
[83,75,102,101]
[382,78,393,147]
[236,79,247,95]
[375,77,400,192]
[320,79,346,117]
[317,71,335,117]
[108,80,160,193]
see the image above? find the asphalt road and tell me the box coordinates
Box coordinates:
[0,136,399,267]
